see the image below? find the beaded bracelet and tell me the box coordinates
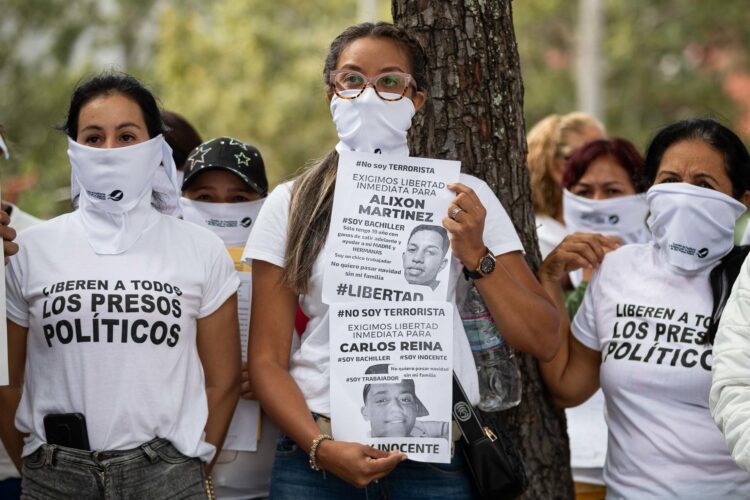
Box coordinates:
[308,433,333,471]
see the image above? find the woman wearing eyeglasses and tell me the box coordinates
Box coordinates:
[244,22,559,499]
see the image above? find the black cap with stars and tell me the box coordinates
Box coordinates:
[182,136,268,195]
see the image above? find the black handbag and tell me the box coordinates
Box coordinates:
[452,373,529,499]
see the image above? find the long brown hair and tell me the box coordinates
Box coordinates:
[282,22,428,294]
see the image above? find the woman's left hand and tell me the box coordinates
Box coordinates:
[443,183,487,268]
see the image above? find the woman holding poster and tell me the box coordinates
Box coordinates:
[245,22,559,498]
[539,118,750,498]
[0,73,241,498]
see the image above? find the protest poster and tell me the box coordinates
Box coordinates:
[0,186,7,386]
[329,302,453,463]
[322,151,460,304]
[223,247,260,452]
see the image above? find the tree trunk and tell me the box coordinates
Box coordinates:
[392,1,574,498]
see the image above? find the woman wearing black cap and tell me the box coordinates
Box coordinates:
[0,73,241,498]
[181,136,274,499]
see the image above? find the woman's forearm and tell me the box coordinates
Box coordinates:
[475,254,561,361]
[537,273,600,407]
[250,357,324,454]
[204,382,240,472]
[0,387,25,472]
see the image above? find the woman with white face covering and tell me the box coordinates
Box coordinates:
[547,138,646,498]
[0,73,241,499]
[558,138,648,311]
[540,118,750,499]
[180,137,275,499]
[244,22,559,499]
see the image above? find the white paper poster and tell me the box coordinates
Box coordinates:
[223,247,259,452]
[322,151,460,304]
[0,187,7,386]
[329,302,453,463]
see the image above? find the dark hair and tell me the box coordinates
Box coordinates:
[63,72,165,140]
[323,22,429,92]
[563,138,645,193]
[408,224,449,256]
[644,119,750,344]
[642,118,750,199]
[162,110,202,169]
[283,22,429,294]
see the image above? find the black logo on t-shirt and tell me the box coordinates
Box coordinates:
[697,248,709,258]
[108,190,124,202]
[240,217,252,228]
[608,215,620,224]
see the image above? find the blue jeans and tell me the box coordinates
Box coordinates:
[270,434,477,500]
[21,438,208,499]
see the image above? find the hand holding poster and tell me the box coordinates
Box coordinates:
[322,151,460,304]
[329,302,453,463]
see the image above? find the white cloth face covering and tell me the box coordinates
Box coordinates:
[180,197,266,248]
[330,88,415,157]
[175,169,185,191]
[563,189,650,245]
[647,182,746,272]
[68,136,176,255]
[70,135,182,218]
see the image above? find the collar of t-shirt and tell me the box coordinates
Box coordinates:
[180,197,265,248]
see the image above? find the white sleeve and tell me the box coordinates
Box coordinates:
[5,241,29,327]
[199,240,241,318]
[462,175,524,257]
[242,183,292,268]
[710,256,750,473]
[571,268,602,351]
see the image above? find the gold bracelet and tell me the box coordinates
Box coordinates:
[205,473,215,500]
[308,433,333,471]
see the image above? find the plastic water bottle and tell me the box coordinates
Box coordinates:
[459,282,522,411]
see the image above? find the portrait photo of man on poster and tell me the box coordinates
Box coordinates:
[361,364,449,440]
[401,224,450,291]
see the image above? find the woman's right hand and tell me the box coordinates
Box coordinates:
[316,439,407,488]
[539,232,621,283]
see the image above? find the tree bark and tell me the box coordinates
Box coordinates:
[392,1,574,498]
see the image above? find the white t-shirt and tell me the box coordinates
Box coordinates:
[243,174,524,414]
[535,214,567,259]
[5,211,239,461]
[6,203,43,234]
[572,243,750,499]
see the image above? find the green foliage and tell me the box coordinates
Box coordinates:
[4,0,749,217]
[150,0,395,186]
[514,0,750,152]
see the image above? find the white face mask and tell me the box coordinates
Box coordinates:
[68,135,175,254]
[70,135,181,218]
[179,197,265,248]
[175,169,185,191]
[647,182,746,272]
[330,88,415,156]
[563,189,651,245]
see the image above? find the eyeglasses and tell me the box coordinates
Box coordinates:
[329,70,416,101]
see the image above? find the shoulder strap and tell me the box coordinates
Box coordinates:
[452,372,486,443]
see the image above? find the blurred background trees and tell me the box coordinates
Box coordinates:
[2,0,750,217]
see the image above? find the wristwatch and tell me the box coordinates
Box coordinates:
[463,250,496,280]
